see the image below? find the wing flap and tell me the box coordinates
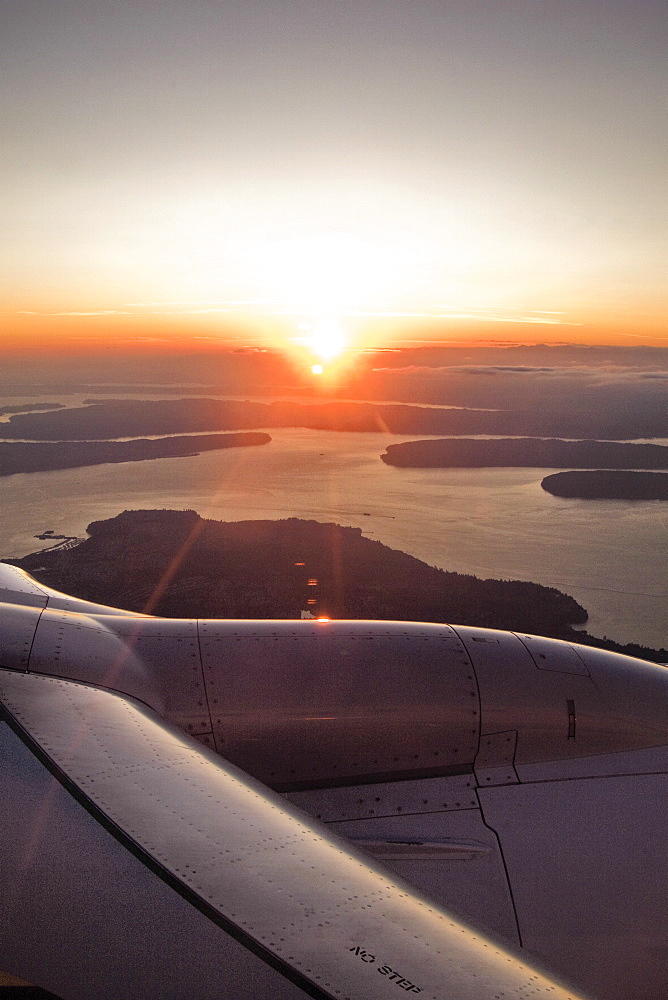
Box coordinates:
[0,669,586,1000]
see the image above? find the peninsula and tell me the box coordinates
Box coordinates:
[541,470,668,500]
[0,432,271,477]
[5,509,666,664]
[0,402,65,416]
[381,437,668,469]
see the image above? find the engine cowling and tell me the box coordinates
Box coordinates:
[2,594,665,792]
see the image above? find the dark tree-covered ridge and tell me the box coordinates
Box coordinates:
[0,432,270,476]
[6,509,665,663]
[381,437,668,469]
[542,471,668,499]
[8,509,583,629]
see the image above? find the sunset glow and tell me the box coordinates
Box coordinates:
[246,233,415,315]
[306,317,347,361]
[1,3,666,351]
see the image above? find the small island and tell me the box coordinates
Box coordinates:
[0,432,271,477]
[4,508,666,664]
[381,437,668,469]
[542,470,668,500]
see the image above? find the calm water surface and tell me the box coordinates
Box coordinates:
[1,428,666,649]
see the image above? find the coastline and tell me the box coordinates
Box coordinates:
[0,429,664,650]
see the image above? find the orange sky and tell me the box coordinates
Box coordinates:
[3,306,665,357]
[2,3,666,354]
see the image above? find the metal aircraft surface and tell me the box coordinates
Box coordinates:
[0,562,666,1000]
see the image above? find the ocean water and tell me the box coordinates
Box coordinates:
[1,427,666,649]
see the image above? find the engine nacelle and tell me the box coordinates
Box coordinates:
[1,597,665,792]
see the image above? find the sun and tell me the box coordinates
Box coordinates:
[305,316,347,361]
[295,316,348,377]
[265,313,352,379]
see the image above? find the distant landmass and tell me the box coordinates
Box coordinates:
[542,470,668,500]
[0,432,270,476]
[0,397,515,439]
[381,437,668,469]
[5,509,665,664]
[1,395,666,443]
[0,402,66,416]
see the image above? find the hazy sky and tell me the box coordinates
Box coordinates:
[2,1,666,349]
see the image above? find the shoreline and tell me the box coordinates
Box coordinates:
[0,429,663,651]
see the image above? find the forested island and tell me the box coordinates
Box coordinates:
[2,395,666,443]
[0,432,270,476]
[5,509,665,664]
[381,437,668,469]
[542,470,668,500]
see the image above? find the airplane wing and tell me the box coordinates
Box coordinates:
[0,669,585,1000]
[0,562,146,616]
